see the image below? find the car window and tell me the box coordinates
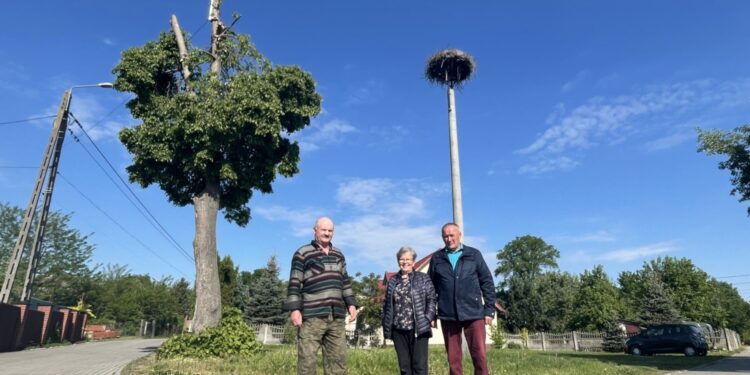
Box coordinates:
[672,326,682,335]
[647,327,665,336]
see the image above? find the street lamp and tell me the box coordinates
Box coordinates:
[0,82,113,304]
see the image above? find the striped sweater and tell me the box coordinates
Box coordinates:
[283,241,357,319]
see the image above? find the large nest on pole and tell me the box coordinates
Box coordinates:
[425,49,476,88]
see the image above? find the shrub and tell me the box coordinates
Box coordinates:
[520,327,529,349]
[490,323,506,348]
[506,342,523,349]
[157,307,261,359]
[601,319,626,353]
[282,320,297,345]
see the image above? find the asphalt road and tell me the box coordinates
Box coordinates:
[0,338,165,375]
[669,346,750,375]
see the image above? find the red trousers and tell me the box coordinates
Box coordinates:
[440,319,488,375]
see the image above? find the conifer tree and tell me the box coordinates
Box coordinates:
[245,256,285,325]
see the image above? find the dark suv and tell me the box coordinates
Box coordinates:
[626,323,708,356]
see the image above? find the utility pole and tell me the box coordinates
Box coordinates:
[20,90,73,302]
[1,91,72,304]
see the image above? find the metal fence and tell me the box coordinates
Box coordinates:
[246,323,743,352]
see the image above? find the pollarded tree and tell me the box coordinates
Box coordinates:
[112,4,321,332]
[698,125,750,215]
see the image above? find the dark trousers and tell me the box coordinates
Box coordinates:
[440,319,488,375]
[391,328,429,375]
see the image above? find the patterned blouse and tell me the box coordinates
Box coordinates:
[393,274,415,331]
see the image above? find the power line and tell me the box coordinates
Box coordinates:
[68,113,194,263]
[56,172,190,278]
[83,95,131,132]
[0,115,56,126]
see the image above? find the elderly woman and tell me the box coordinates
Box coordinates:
[382,246,437,375]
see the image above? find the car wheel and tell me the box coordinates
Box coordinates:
[684,346,696,357]
[630,346,644,356]
[698,350,708,356]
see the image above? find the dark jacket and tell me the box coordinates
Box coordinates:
[382,271,437,339]
[428,245,496,321]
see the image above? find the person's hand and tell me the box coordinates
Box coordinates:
[348,305,358,321]
[431,320,437,328]
[290,310,302,327]
[484,316,494,325]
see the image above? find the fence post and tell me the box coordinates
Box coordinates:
[151,319,156,337]
[723,328,732,351]
[541,332,546,351]
[572,331,579,352]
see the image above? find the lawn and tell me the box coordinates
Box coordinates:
[123,345,736,375]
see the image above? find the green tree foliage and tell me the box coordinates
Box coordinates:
[495,235,560,279]
[85,265,194,335]
[708,280,750,338]
[245,256,285,325]
[218,255,244,309]
[638,272,682,325]
[537,271,579,332]
[698,125,750,215]
[496,236,560,332]
[157,307,261,359]
[112,12,322,331]
[0,203,94,304]
[569,265,621,331]
[351,272,384,334]
[499,276,543,332]
[601,318,626,352]
[620,257,718,325]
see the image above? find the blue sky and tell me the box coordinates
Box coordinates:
[2,1,750,301]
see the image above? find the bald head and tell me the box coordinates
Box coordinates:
[313,217,334,248]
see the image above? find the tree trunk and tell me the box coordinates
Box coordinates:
[191,181,222,333]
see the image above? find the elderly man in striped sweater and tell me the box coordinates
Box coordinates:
[283,217,358,375]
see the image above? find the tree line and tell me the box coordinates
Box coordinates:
[0,202,291,334]
[3,202,748,341]
[496,235,750,341]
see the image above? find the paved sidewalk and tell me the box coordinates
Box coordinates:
[0,338,165,375]
[669,346,750,375]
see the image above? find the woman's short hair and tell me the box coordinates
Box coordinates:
[396,246,417,261]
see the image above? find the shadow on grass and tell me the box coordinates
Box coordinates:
[543,351,730,371]
[139,345,160,353]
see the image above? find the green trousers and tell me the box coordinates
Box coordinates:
[297,316,347,375]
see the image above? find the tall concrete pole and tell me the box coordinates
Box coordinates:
[21,90,73,302]
[447,85,464,233]
[1,90,71,304]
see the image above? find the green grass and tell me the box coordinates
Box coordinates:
[122,345,739,375]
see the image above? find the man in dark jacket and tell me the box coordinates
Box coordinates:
[428,223,495,375]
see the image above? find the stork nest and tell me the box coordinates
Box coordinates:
[425,49,476,87]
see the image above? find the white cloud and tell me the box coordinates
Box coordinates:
[254,206,321,238]
[257,177,455,269]
[518,156,579,175]
[296,119,357,153]
[102,38,116,46]
[561,70,589,93]
[518,79,750,173]
[555,230,618,243]
[68,95,128,141]
[598,241,676,262]
[644,130,695,152]
[345,79,384,106]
